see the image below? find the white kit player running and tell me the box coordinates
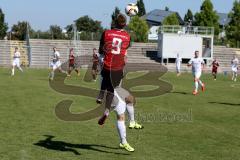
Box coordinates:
[11,47,23,76]
[231,55,239,82]
[187,51,205,95]
[175,53,182,76]
[111,86,142,152]
[49,47,66,80]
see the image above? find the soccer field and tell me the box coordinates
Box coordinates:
[0,68,240,160]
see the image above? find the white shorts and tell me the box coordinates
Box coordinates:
[51,61,61,70]
[113,91,126,115]
[12,59,20,67]
[232,67,238,73]
[193,72,202,79]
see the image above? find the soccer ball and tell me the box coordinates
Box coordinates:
[125,3,139,17]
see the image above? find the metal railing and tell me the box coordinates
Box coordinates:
[159,25,214,35]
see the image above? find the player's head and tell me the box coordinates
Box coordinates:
[115,13,127,29]
[194,51,199,58]
[53,47,57,52]
[15,47,18,51]
[93,48,97,54]
[177,53,179,58]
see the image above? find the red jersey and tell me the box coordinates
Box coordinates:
[69,54,75,65]
[99,29,131,71]
[212,60,219,72]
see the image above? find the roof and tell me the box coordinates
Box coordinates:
[142,9,184,26]
[217,13,231,26]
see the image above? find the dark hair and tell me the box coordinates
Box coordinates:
[115,13,127,29]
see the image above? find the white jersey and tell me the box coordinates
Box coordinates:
[13,51,21,59]
[53,51,60,63]
[231,58,239,68]
[50,51,61,70]
[188,57,204,73]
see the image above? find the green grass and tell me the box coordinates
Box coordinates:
[0,68,240,160]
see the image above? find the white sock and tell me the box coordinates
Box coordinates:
[18,67,23,72]
[126,104,135,123]
[198,80,203,87]
[104,109,110,116]
[117,120,127,144]
[11,68,15,75]
[195,81,198,91]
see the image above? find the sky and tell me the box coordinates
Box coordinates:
[0,0,236,31]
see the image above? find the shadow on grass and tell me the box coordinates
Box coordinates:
[209,102,240,106]
[34,135,130,156]
[170,91,189,95]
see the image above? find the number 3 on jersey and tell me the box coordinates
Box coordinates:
[112,38,122,55]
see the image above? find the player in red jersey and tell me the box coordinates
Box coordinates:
[97,14,131,125]
[67,48,80,77]
[92,48,100,81]
[211,58,220,80]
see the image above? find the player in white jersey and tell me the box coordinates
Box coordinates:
[187,51,205,95]
[11,47,23,76]
[175,53,182,76]
[231,55,239,82]
[49,47,66,80]
[111,86,143,152]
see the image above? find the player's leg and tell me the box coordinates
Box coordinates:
[197,73,205,92]
[214,71,217,80]
[125,95,143,129]
[74,66,80,76]
[114,99,134,152]
[98,89,114,125]
[16,61,23,72]
[92,69,97,81]
[67,66,73,77]
[96,70,107,104]
[176,66,181,76]
[234,71,237,82]
[11,65,15,76]
[193,77,199,95]
[192,72,198,95]
[212,70,217,80]
[49,68,55,80]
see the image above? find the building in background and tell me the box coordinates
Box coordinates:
[141,9,184,40]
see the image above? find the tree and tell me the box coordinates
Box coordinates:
[194,0,219,35]
[184,9,194,24]
[49,25,62,39]
[75,15,103,32]
[0,8,8,39]
[128,16,149,42]
[11,21,30,40]
[111,7,121,28]
[162,13,180,25]
[165,7,169,11]
[136,0,146,17]
[226,1,240,47]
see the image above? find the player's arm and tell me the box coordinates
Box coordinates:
[187,59,192,67]
[99,31,106,55]
[201,60,205,69]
